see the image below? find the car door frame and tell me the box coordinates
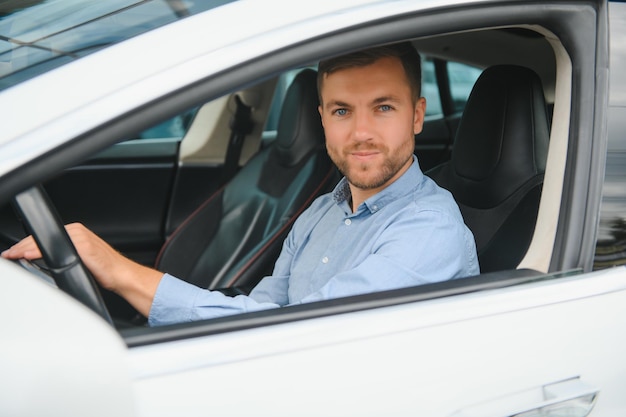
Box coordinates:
[0,0,614,414]
[546,0,610,273]
[99,0,612,351]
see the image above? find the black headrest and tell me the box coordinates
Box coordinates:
[447,65,550,208]
[273,69,325,167]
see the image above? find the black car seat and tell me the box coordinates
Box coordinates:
[155,69,338,293]
[426,65,550,272]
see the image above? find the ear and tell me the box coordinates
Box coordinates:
[318,105,325,127]
[413,97,427,135]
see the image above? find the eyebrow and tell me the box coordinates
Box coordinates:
[324,95,402,109]
[325,99,351,109]
[372,95,402,105]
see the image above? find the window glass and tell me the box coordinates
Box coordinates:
[420,57,481,117]
[138,108,198,140]
[421,57,442,116]
[448,61,481,113]
[0,0,236,92]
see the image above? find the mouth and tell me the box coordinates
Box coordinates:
[349,150,381,161]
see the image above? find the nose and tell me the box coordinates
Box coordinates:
[352,110,374,142]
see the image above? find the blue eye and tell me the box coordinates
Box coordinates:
[334,108,347,116]
[380,104,392,111]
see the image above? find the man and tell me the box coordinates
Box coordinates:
[2,42,479,326]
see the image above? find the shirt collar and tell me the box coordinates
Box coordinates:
[332,155,423,214]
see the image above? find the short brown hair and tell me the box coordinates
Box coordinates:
[317,42,422,104]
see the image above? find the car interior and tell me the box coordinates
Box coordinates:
[0,23,565,330]
[426,64,550,273]
[154,69,338,296]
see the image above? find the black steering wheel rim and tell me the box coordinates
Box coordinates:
[12,185,113,325]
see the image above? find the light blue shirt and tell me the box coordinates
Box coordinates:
[149,156,479,326]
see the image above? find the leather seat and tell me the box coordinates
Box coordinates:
[156,69,337,293]
[426,65,550,272]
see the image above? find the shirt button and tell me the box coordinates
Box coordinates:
[344,219,351,225]
[322,257,329,264]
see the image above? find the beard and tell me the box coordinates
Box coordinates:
[328,141,413,190]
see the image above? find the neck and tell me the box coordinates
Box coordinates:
[348,187,378,213]
[348,157,413,213]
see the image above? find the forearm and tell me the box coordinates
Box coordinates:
[1,223,163,317]
[103,255,163,317]
[149,274,282,326]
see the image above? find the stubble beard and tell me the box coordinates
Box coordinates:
[329,142,413,190]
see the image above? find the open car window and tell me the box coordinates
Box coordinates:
[0,0,608,347]
[3,2,622,416]
[110,28,561,337]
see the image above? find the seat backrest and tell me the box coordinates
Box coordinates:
[156,69,337,292]
[426,65,550,272]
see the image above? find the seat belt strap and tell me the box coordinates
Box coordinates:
[221,94,254,185]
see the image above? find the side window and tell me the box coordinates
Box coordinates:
[420,56,481,117]
[447,61,481,113]
[421,57,443,116]
[92,107,198,162]
[137,108,198,140]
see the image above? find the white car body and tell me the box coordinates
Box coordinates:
[0,0,624,416]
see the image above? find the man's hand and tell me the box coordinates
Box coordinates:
[1,223,162,317]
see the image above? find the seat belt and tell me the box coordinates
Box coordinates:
[221,94,254,185]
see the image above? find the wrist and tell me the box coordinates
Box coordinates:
[110,256,163,317]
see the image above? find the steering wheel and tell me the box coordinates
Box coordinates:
[12,185,113,325]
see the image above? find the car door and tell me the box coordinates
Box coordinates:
[125,267,626,417]
[119,0,616,414]
[0,0,618,416]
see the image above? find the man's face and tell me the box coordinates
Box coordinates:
[318,56,426,194]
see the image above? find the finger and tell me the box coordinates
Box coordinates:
[1,235,42,259]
